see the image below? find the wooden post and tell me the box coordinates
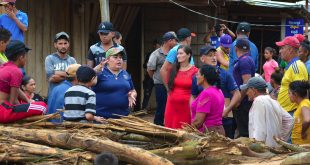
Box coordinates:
[99,0,110,22]
[306,0,309,37]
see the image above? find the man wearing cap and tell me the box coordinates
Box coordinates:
[87,21,127,70]
[191,45,241,139]
[240,76,293,147]
[276,36,308,115]
[160,27,195,88]
[0,0,27,42]
[0,40,47,123]
[233,38,255,137]
[229,22,259,74]
[0,28,11,65]
[147,31,177,126]
[45,32,77,98]
[47,64,81,123]
[216,34,232,70]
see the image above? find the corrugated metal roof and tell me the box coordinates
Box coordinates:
[230,0,306,9]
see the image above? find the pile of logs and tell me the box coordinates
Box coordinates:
[0,114,310,165]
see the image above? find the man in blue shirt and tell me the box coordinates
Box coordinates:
[47,64,80,123]
[160,27,195,88]
[0,0,28,42]
[233,39,255,137]
[191,45,241,139]
[229,22,258,74]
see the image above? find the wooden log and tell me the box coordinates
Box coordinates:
[0,126,173,165]
[273,136,310,152]
[281,152,310,165]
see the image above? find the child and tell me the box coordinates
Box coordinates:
[289,80,310,144]
[270,69,283,100]
[262,47,278,83]
[64,66,104,123]
[0,28,11,65]
[0,40,47,123]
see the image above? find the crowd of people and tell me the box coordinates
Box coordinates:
[0,0,310,152]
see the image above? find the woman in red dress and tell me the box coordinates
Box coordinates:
[164,45,198,129]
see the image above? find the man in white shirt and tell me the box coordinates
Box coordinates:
[240,76,294,147]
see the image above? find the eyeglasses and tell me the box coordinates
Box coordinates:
[99,32,109,36]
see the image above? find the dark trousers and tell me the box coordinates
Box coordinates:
[141,77,154,109]
[222,117,237,139]
[154,84,167,126]
[233,101,252,137]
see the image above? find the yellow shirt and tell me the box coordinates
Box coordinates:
[278,59,308,112]
[0,52,8,64]
[216,47,229,70]
[292,99,310,144]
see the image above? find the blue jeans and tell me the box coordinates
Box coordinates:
[154,84,167,126]
[287,110,296,143]
[141,77,154,109]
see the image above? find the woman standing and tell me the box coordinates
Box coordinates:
[164,45,198,129]
[191,65,225,135]
[289,80,310,144]
[93,47,137,119]
[20,76,44,102]
[262,47,278,83]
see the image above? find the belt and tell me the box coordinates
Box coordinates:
[1,103,11,109]
[63,117,86,122]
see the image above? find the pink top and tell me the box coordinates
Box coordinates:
[0,62,23,94]
[191,86,224,132]
[263,59,278,82]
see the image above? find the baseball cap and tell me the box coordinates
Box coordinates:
[0,0,16,5]
[162,31,177,42]
[66,64,81,78]
[235,38,250,51]
[177,28,196,40]
[105,47,125,58]
[200,45,216,56]
[98,22,114,33]
[237,22,251,33]
[294,34,305,43]
[240,76,267,90]
[5,40,31,59]
[276,36,300,49]
[55,32,69,41]
[220,34,232,48]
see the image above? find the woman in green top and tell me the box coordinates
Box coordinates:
[0,28,11,65]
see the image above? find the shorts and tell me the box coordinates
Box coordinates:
[0,101,47,123]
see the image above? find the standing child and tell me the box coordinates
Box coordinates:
[64,66,104,123]
[262,47,278,83]
[289,80,310,144]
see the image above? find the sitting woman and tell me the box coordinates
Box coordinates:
[0,40,47,123]
[20,76,44,102]
[191,64,225,135]
[289,80,310,144]
[93,47,137,119]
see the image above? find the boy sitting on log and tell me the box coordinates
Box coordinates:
[63,65,104,123]
[0,40,47,123]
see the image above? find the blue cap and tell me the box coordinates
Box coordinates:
[220,34,232,48]
[98,22,114,33]
[200,45,216,56]
[162,31,177,42]
[235,38,250,51]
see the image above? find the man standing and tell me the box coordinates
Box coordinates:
[47,64,80,123]
[229,22,258,73]
[160,27,195,87]
[147,32,177,125]
[211,24,235,48]
[216,34,232,70]
[87,21,127,70]
[0,0,27,42]
[45,32,76,97]
[233,39,255,137]
[276,36,308,115]
[191,45,241,139]
[0,28,11,65]
[240,77,293,147]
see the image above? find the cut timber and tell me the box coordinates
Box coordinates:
[0,126,173,165]
[281,152,310,165]
[274,136,310,152]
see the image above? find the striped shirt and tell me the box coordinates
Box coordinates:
[64,85,96,121]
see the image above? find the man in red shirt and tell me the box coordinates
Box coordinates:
[0,40,46,123]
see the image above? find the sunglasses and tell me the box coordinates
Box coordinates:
[99,32,109,36]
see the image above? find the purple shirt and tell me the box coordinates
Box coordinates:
[191,86,225,132]
[233,53,255,87]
